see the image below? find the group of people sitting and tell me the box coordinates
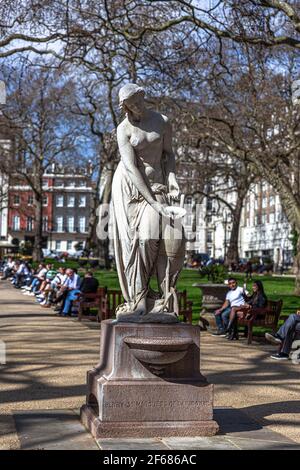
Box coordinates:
[212,276,300,361]
[0,257,99,317]
[212,277,267,340]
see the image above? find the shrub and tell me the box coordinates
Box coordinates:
[199,263,228,284]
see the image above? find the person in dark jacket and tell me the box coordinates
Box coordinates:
[79,271,99,294]
[225,280,267,340]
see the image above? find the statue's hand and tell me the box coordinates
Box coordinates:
[168,179,180,201]
[151,201,171,218]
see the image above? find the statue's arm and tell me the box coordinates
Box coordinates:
[163,117,180,200]
[117,124,161,211]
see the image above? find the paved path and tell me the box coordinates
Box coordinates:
[1,282,300,449]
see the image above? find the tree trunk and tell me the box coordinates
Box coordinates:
[293,234,300,295]
[97,163,114,269]
[32,194,43,262]
[85,165,101,256]
[32,158,44,263]
[225,189,246,267]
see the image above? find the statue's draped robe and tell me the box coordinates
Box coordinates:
[112,160,168,312]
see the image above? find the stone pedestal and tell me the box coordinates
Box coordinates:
[80,320,219,438]
[194,284,229,329]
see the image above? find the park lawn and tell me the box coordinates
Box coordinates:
[92,269,299,326]
[45,259,300,327]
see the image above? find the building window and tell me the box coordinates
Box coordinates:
[262,197,267,209]
[78,195,86,207]
[269,195,275,206]
[67,240,72,251]
[55,180,63,187]
[206,198,213,212]
[56,240,61,251]
[78,180,86,187]
[28,195,34,205]
[13,215,20,230]
[207,231,213,243]
[26,217,34,231]
[67,195,75,207]
[42,216,48,231]
[56,195,64,207]
[78,216,86,233]
[43,196,48,206]
[269,212,275,224]
[56,216,63,232]
[67,181,76,187]
[67,216,74,232]
[13,195,20,205]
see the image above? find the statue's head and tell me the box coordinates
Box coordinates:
[119,83,145,120]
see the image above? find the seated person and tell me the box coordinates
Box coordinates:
[60,271,99,316]
[23,263,48,295]
[1,257,15,280]
[226,280,268,340]
[58,268,81,316]
[212,277,246,336]
[36,268,58,307]
[42,267,67,307]
[265,311,300,360]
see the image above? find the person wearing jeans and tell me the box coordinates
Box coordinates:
[212,277,246,338]
[59,269,81,316]
[215,306,231,333]
[265,313,300,360]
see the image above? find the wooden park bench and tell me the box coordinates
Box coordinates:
[238,299,283,345]
[102,289,193,323]
[177,289,193,323]
[77,287,193,324]
[77,287,107,322]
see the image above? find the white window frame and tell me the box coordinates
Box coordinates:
[26,216,34,231]
[67,216,75,233]
[67,195,75,207]
[42,216,48,232]
[78,195,86,207]
[13,195,20,206]
[56,216,63,232]
[56,195,64,207]
[13,215,20,231]
[78,216,86,233]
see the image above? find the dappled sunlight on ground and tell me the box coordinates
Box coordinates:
[0,281,300,448]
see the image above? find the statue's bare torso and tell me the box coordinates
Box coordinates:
[118,110,168,185]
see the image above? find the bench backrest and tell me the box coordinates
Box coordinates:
[264,299,283,327]
[102,288,192,319]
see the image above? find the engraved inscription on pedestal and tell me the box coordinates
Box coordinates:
[81,321,219,437]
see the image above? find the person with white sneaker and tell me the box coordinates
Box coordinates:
[265,311,300,360]
[211,277,246,338]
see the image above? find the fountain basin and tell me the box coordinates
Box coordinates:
[124,336,192,366]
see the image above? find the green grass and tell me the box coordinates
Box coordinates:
[91,269,299,325]
[44,259,300,326]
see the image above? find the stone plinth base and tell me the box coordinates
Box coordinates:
[80,320,218,438]
[81,405,218,438]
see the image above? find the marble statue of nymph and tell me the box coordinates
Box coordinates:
[112,83,186,322]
